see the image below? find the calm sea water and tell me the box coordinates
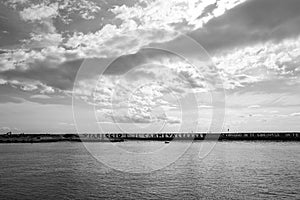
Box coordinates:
[0,141,299,199]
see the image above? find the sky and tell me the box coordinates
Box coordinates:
[0,0,300,133]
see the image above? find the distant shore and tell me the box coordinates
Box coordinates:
[0,132,299,143]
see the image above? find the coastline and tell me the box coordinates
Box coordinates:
[1,132,299,143]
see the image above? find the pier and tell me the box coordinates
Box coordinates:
[0,132,299,143]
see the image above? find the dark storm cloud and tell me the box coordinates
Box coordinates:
[190,0,300,54]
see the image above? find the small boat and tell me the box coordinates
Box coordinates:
[165,141,170,144]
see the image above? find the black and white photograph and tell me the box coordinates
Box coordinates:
[0,0,299,199]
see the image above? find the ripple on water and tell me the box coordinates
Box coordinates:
[0,142,299,199]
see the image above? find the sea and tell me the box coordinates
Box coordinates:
[0,141,299,199]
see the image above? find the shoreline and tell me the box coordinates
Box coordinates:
[0,132,299,143]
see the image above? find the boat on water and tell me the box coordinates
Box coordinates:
[165,141,170,144]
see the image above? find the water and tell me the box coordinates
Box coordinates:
[0,142,299,199]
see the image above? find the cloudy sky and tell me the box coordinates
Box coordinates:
[0,0,300,133]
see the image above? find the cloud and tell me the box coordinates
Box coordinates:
[157,114,181,124]
[26,33,63,48]
[103,48,214,92]
[190,0,300,54]
[0,78,55,93]
[0,95,24,104]
[61,0,246,58]
[30,94,51,99]
[7,0,100,23]
[68,34,300,127]
[213,36,300,90]
[4,0,29,9]
[213,36,300,74]
[248,105,260,109]
[0,0,251,104]
[1,0,300,132]
[75,53,213,125]
[19,3,60,35]
[226,91,300,109]
[111,0,248,30]
[93,77,178,124]
[1,0,247,71]
[56,0,101,22]
[1,0,101,63]
[20,3,59,22]
[290,112,300,117]
[58,122,74,126]
[198,105,212,109]
[0,59,82,93]
[250,114,263,117]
